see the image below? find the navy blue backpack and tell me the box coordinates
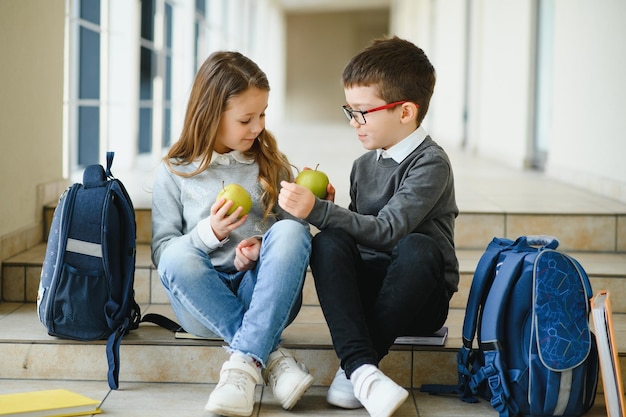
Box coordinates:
[424,236,599,416]
[37,152,140,390]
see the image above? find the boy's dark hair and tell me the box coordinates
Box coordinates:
[342,36,436,126]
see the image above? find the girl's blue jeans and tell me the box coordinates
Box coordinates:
[157,219,311,366]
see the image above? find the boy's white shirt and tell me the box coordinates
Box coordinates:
[376,125,428,163]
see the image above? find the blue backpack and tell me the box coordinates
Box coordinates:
[37,152,140,390]
[425,236,599,416]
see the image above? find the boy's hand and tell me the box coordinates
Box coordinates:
[234,237,261,271]
[324,182,336,203]
[210,198,248,241]
[279,181,316,218]
[298,166,335,202]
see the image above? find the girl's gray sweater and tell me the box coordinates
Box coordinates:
[151,153,302,272]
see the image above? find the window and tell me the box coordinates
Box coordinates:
[76,0,101,167]
[139,0,174,154]
[63,0,263,177]
[195,0,208,73]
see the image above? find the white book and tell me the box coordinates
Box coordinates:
[394,326,448,346]
[175,331,222,341]
[175,327,449,346]
[591,291,625,417]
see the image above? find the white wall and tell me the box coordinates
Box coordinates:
[546,0,626,201]
[107,0,141,169]
[0,0,65,242]
[391,0,626,202]
[423,0,468,149]
[394,0,534,160]
[285,9,390,124]
[248,0,287,127]
[392,0,469,149]
[466,0,535,168]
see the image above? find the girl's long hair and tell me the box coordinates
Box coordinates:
[165,51,293,220]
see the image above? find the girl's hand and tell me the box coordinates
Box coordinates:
[211,198,248,241]
[234,237,261,271]
[278,181,316,218]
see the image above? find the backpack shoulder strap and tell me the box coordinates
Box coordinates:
[458,236,558,404]
[104,180,138,389]
[421,238,515,399]
[100,152,140,390]
[461,237,515,348]
[462,235,558,347]
[141,313,183,332]
[476,250,527,417]
[475,236,560,416]
[424,236,559,402]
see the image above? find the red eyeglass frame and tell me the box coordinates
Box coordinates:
[342,101,410,124]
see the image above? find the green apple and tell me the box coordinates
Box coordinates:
[295,165,329,199]
[216,183,252,217]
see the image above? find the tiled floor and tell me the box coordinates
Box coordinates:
[0,378,612,417]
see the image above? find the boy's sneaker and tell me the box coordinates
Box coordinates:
[326,368,362,409]
[263,348,314,410]
[352,365,409,417]
[205,353,262,417]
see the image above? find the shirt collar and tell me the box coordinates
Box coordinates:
[209,150,255,166]
[376,125,428,163]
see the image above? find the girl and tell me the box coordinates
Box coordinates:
[151,51,313,417]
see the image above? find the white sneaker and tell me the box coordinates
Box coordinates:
[205,353,262,417]
[352,365,409,417]
[327,368,362,409]
[263,348,314,410]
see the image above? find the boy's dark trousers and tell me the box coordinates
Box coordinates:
[310,228,449,378]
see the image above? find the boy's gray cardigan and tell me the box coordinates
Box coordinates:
[305,137,460,295]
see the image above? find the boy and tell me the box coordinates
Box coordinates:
[279,36,459,417]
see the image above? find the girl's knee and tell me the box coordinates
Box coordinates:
[158,241,207,282]
[272,218,307,234]
[267,220,311,247]
[159,243,183,271]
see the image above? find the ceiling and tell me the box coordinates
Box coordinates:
[279,0,391,14]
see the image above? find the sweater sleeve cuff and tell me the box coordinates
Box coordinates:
[305,198,330,228]
[197,217,229,250]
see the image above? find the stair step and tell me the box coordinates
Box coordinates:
[1,301,625,391]
[0,302,450,387]
[44,202,626,252]
[4,240,623,389]
[4,243,626,312]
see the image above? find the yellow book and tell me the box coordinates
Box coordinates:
[0,389,101,417]
[591,291,626,417]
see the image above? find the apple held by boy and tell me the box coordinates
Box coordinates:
[295,165,329,199]
[216,183,252,217]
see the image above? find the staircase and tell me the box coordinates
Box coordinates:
[1,143,625,416]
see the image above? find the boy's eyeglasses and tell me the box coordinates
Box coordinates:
[341,101,408,125]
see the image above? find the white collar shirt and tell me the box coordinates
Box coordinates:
[376,125,428,163]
